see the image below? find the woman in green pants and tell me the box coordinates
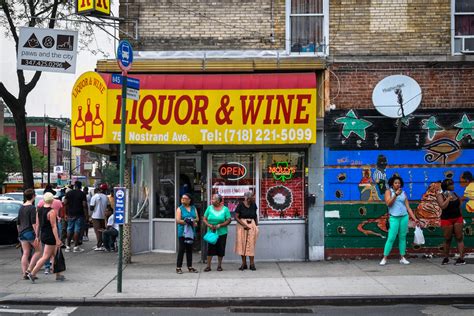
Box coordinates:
[380,175,419,266]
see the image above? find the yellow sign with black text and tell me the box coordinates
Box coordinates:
[71,73,317,146]
[76,0,110,16]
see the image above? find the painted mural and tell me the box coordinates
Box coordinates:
[324,109,474,257]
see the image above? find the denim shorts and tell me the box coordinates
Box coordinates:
[19,229,35,242]
[67,216,84,233]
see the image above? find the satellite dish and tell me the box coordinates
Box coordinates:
[372,75,422,118]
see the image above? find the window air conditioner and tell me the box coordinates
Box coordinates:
[461,38,474,54]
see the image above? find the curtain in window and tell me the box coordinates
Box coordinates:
[455,15,474,36]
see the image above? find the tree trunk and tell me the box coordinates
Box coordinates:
[12,105,34,189]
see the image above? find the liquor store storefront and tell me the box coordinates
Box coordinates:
[72,71,322,261]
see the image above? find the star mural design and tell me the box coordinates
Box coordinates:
[454,114,474,141]
[422,116,444,140]
[400,115,414,127]
[335,110,373,140]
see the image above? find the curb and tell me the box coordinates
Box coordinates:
[2,295,474,307]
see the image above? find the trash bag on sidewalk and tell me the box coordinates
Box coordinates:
[53,248,66,273]
[413,226,425,245]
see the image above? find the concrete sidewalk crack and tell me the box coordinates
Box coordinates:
[353,261,395,295]
[276,262,295,296]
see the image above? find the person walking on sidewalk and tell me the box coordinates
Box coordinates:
[175,193,199,274]
[27,193,65,282]
[380,175,418,266]
[437,179,465,265]
[235,191,259,271]
[203,194,231,272]
[90,184,109,251]
[17,189,41,280]
[460,171,474,213]
[64,181,88,253]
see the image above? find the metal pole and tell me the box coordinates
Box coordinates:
[117,73,127,293]
[47,124,51,185]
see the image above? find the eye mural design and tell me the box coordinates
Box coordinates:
[359,207,367,216]
[423,138,460,164]
[337,173,347,182]
[337,226,347,235]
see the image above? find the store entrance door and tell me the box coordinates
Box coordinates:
[176,156,203,252]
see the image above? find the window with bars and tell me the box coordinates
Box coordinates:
[453,0,474,53]
[287,0,327,54]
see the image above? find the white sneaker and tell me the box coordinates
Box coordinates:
[94,247,105,251]
[73,246,85,253]
[65,246,71,253]
[399,257,410,265]
[83,236,89,241]
[379,258,387,266]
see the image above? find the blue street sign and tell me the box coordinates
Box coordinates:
[111,74,140,89]
[117,40,133,71]
[114,187,126,225]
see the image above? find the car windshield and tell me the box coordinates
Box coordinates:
[4,193,23,201]
[0,202,22,215]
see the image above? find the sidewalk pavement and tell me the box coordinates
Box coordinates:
[1,242,473,307]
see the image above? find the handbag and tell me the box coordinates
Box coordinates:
[203,230,219,245]
[53,248,66,273]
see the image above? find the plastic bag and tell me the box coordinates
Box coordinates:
[413,226,425,245]
[53,248,66,273]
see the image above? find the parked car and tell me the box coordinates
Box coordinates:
[1,192,43,205]
[0,200,23,245]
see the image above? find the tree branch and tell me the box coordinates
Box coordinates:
[48,0,60,29]
[24,71,42,95]
[0,82,18,111]
[36,3,56,17]
[1,0,19,47]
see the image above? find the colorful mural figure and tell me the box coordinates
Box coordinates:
[325,109,474,257]
[460,171,474,213]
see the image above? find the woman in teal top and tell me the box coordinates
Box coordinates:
[175,193,199,274]
[203,194,231,272]
[380,175,418,266]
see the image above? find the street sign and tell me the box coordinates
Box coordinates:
[117,40,133,72]
[126,87,139,101]
[17,27,78,74]
[114,187,126,225]
[111,74,140,89]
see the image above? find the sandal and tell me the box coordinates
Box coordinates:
[238,264,248,271]
[217,266,223,271]
[176,268,183,274]
[204,267,211,272]
[188,267,198,273]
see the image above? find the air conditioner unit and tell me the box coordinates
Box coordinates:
[461,37,474,54]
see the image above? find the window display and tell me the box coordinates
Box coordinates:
[211,154,255,218]
[260,152,306,219]
[131,154,151,220]
[154,152,176,218]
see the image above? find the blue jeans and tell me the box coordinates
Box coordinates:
[67,216,84,234]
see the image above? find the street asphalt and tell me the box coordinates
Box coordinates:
[0,234,473,307]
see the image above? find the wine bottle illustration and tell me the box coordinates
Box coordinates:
[92,103,104,138]
[74,106,85,140]
[84,98,93,142]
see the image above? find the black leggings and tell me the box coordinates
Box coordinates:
[177,237,193,268]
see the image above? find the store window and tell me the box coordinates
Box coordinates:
[260,152,306,220]
[453,0,474,54]
[287,0,328,54]
[154,152,176,218]
[210,153,255,218]
[130,154,151,220]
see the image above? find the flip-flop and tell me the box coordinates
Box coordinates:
[204,267,211,272]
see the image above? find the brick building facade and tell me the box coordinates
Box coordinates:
[81,0,473,260]
[325,0,474,258]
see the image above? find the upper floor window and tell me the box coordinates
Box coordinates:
[29,130,37,146]
[287,0,328,55]
[453,0,474,54]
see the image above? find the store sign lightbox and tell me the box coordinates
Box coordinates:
[71,73,317,146]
